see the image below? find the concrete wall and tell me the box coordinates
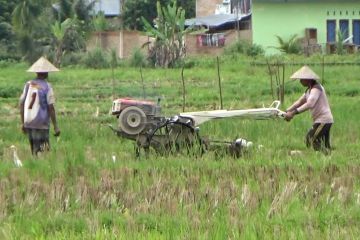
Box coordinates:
[120,30,152,59]
[87,31,152,59]
[87,31,120,55]
[196,0,223,17]
[87,29,253,59]
[252,0,360,54]
[185,29,252,56]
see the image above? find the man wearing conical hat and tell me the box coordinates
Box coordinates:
[284,65,333,153]
[19,57,61,156]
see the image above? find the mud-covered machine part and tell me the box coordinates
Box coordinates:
[110,98,204,156]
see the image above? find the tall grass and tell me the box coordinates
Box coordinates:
[0,55,360,238]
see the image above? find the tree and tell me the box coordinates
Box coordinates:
[51,18,77,66]
[0,1,19,56]
[11,0,95,63]
[12,0,51,62]
[142,1,192,68]
[12,0,47,33]
[123,0,195,31]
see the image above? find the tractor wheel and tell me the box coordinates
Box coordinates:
[118,106,146,135]
[147,119,204,156]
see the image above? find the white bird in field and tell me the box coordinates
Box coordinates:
[112,154,116,163]
[94,107,99,118]
[10,145,23,167]
[235,138,253,148]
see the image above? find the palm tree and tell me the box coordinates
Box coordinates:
[12,0,47,33]
[12,0,50,62]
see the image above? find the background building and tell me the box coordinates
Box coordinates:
[252,0,360,54]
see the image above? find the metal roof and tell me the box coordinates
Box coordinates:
[93,0,121,16]
[185,13,251,28]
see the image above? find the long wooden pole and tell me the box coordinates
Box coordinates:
[266,60,275,100]
[217,56,223,110]
[181,65,186,112]
[140,65,146,99]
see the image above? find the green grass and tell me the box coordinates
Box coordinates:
[0,54,360,239]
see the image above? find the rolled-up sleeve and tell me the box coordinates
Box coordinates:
[19,82,29,104]
[47,85,55,105]
[297,88,321,113]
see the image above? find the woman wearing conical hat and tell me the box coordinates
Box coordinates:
[19,57,61,156]
[284,65,333,154]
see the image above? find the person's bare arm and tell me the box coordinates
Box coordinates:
[296,88,321,113]
[286,94,306,112]
[19,102,26,133]
[49,104,60,136]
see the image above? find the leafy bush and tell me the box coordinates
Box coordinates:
[224,41,248,55]
[129,47,148,67]
[0,86,21,98]
[246,43,265,57]
[0,58,21,68]
[275,34,302,54]
[335,30,346,55]
[83,48,109,69]
[61,52,84,67]
[224,41,265,57]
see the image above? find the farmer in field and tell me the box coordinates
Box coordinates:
[284,65,333,153]
[19,57,61,156]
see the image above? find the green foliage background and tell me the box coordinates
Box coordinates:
[122,0,195,31]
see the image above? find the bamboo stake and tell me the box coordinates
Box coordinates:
[282,64,285,104]
[181,65,186,112]
[266,60,275,101]
[140,65,146,99]
[217,56,223,110]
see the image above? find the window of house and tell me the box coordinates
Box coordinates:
[231,0,251,14]
[197,33,226,47]
[339,19,349,39]
[353,20,360,45]
[327,20,336,42]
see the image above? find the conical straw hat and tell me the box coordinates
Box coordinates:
[290,65,319,80]
[27,57,59,73]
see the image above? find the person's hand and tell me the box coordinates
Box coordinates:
[54,126,61,137]
[284,111,295,122]
[21,124,27,134]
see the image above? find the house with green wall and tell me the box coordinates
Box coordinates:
[252,0,360,54]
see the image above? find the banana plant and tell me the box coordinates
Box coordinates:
[142,0,193,67]
[51,18,76,66]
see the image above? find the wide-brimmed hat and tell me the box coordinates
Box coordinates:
[27,57,59,73]
[290,65,319,81]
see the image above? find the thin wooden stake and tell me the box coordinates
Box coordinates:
[140,65,146,99]
[281,64,285,104]
[266,60,275,100]
[217,56,223,110]
[181,65,186,112]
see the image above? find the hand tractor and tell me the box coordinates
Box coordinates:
[109,98,285,157]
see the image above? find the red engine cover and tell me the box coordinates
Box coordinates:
[117,98,155,107]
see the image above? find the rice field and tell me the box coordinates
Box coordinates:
[0,55,360,239]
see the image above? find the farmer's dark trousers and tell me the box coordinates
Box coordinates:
[27,128,50,156]
[305,123,332,152]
